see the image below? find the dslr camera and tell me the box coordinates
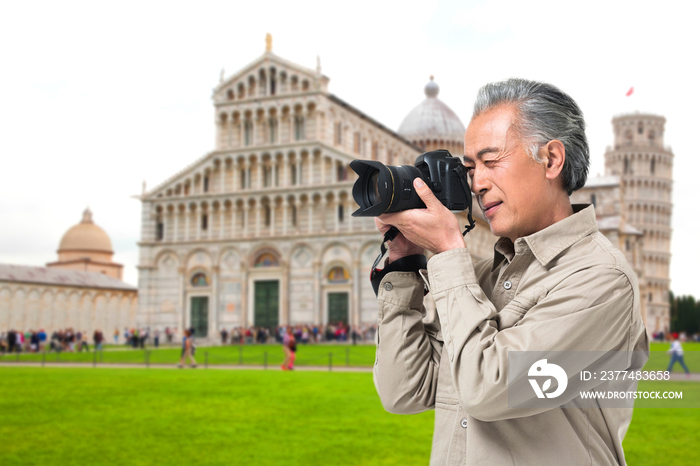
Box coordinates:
[349,149,473,217]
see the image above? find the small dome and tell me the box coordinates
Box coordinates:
[398,76,466,142]
[58,208,113,253]
[424,75,439,97]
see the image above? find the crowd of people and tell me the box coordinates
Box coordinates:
[218,323,377,346]
[0,328,105,353]
[651,331,700,343]
[1,323,377,355]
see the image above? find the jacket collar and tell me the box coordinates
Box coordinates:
[492,204,598,270]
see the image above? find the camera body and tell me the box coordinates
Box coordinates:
[350,149,472,217]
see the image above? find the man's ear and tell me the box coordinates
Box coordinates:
[542,140,566,181]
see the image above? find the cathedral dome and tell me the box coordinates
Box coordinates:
[58,208,113,253]
[398,76,466,142]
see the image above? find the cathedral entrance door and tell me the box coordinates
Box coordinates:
[190,297,209,338]
[254,280,279,329]
[327,292,349,325]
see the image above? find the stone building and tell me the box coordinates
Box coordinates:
[571,113,673,333]
[46,208,125,280]
[0,209,137,334]
[135,39,497,339]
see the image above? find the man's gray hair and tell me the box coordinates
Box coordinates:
[473,78,589,195]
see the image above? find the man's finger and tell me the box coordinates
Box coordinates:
[374,216,392,234]
[413,178,441,210]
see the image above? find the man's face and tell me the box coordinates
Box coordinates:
[463,105,554,242]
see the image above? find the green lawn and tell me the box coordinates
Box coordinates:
[0,367,697,465]
[0,367,432,466]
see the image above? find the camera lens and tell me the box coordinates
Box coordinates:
[349,159,425,216]
[369,171,381,204]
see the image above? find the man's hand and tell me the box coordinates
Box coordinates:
[376,178,465,261]
[374,218,425,264]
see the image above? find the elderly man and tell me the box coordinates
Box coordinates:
[372,78,648,465]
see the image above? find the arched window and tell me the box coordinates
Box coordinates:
[650,157,655,175]
[191,272,209,287]
[328,266,349,283]
[156,219,164,241]
[338,204,344,222]
[254,253,279,267]
[294,116,305,141]
[268,118,277,143]
[337,164,348,181]
[270,68,277,95]
[291,205,297,226]
[203,176,209,193]
[291,165,297,185]
[623,156,629,174]
[227,89,234,100]
[263,166,271,187]
[244,120,253,146]
[264,205,271,226]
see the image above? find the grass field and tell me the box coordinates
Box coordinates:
[2,341,698,372]
[0,367,698,466]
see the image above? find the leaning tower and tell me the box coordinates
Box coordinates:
[604,113,673,334]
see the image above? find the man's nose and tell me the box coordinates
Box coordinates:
[470,166,489,195]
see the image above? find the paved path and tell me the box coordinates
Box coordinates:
[0,361,373,372]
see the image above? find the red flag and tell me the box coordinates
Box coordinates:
[625,87,634,97]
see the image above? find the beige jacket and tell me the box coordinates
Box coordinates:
[373,205,649,465]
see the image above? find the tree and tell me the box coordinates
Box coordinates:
[669,291,700,335]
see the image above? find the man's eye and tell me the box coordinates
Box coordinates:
[484,160,496,165]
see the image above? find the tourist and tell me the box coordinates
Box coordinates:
[281,326,297,371]
[178,329,196,368]
[93,329,104,351]
[667,334,691,377]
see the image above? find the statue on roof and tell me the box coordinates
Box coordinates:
[265,33,272,52]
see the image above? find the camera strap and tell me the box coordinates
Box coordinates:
[454,164,477,236]
[370,226,428,296]
[371,226,399,272]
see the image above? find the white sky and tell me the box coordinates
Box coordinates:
[1,0,697,297]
